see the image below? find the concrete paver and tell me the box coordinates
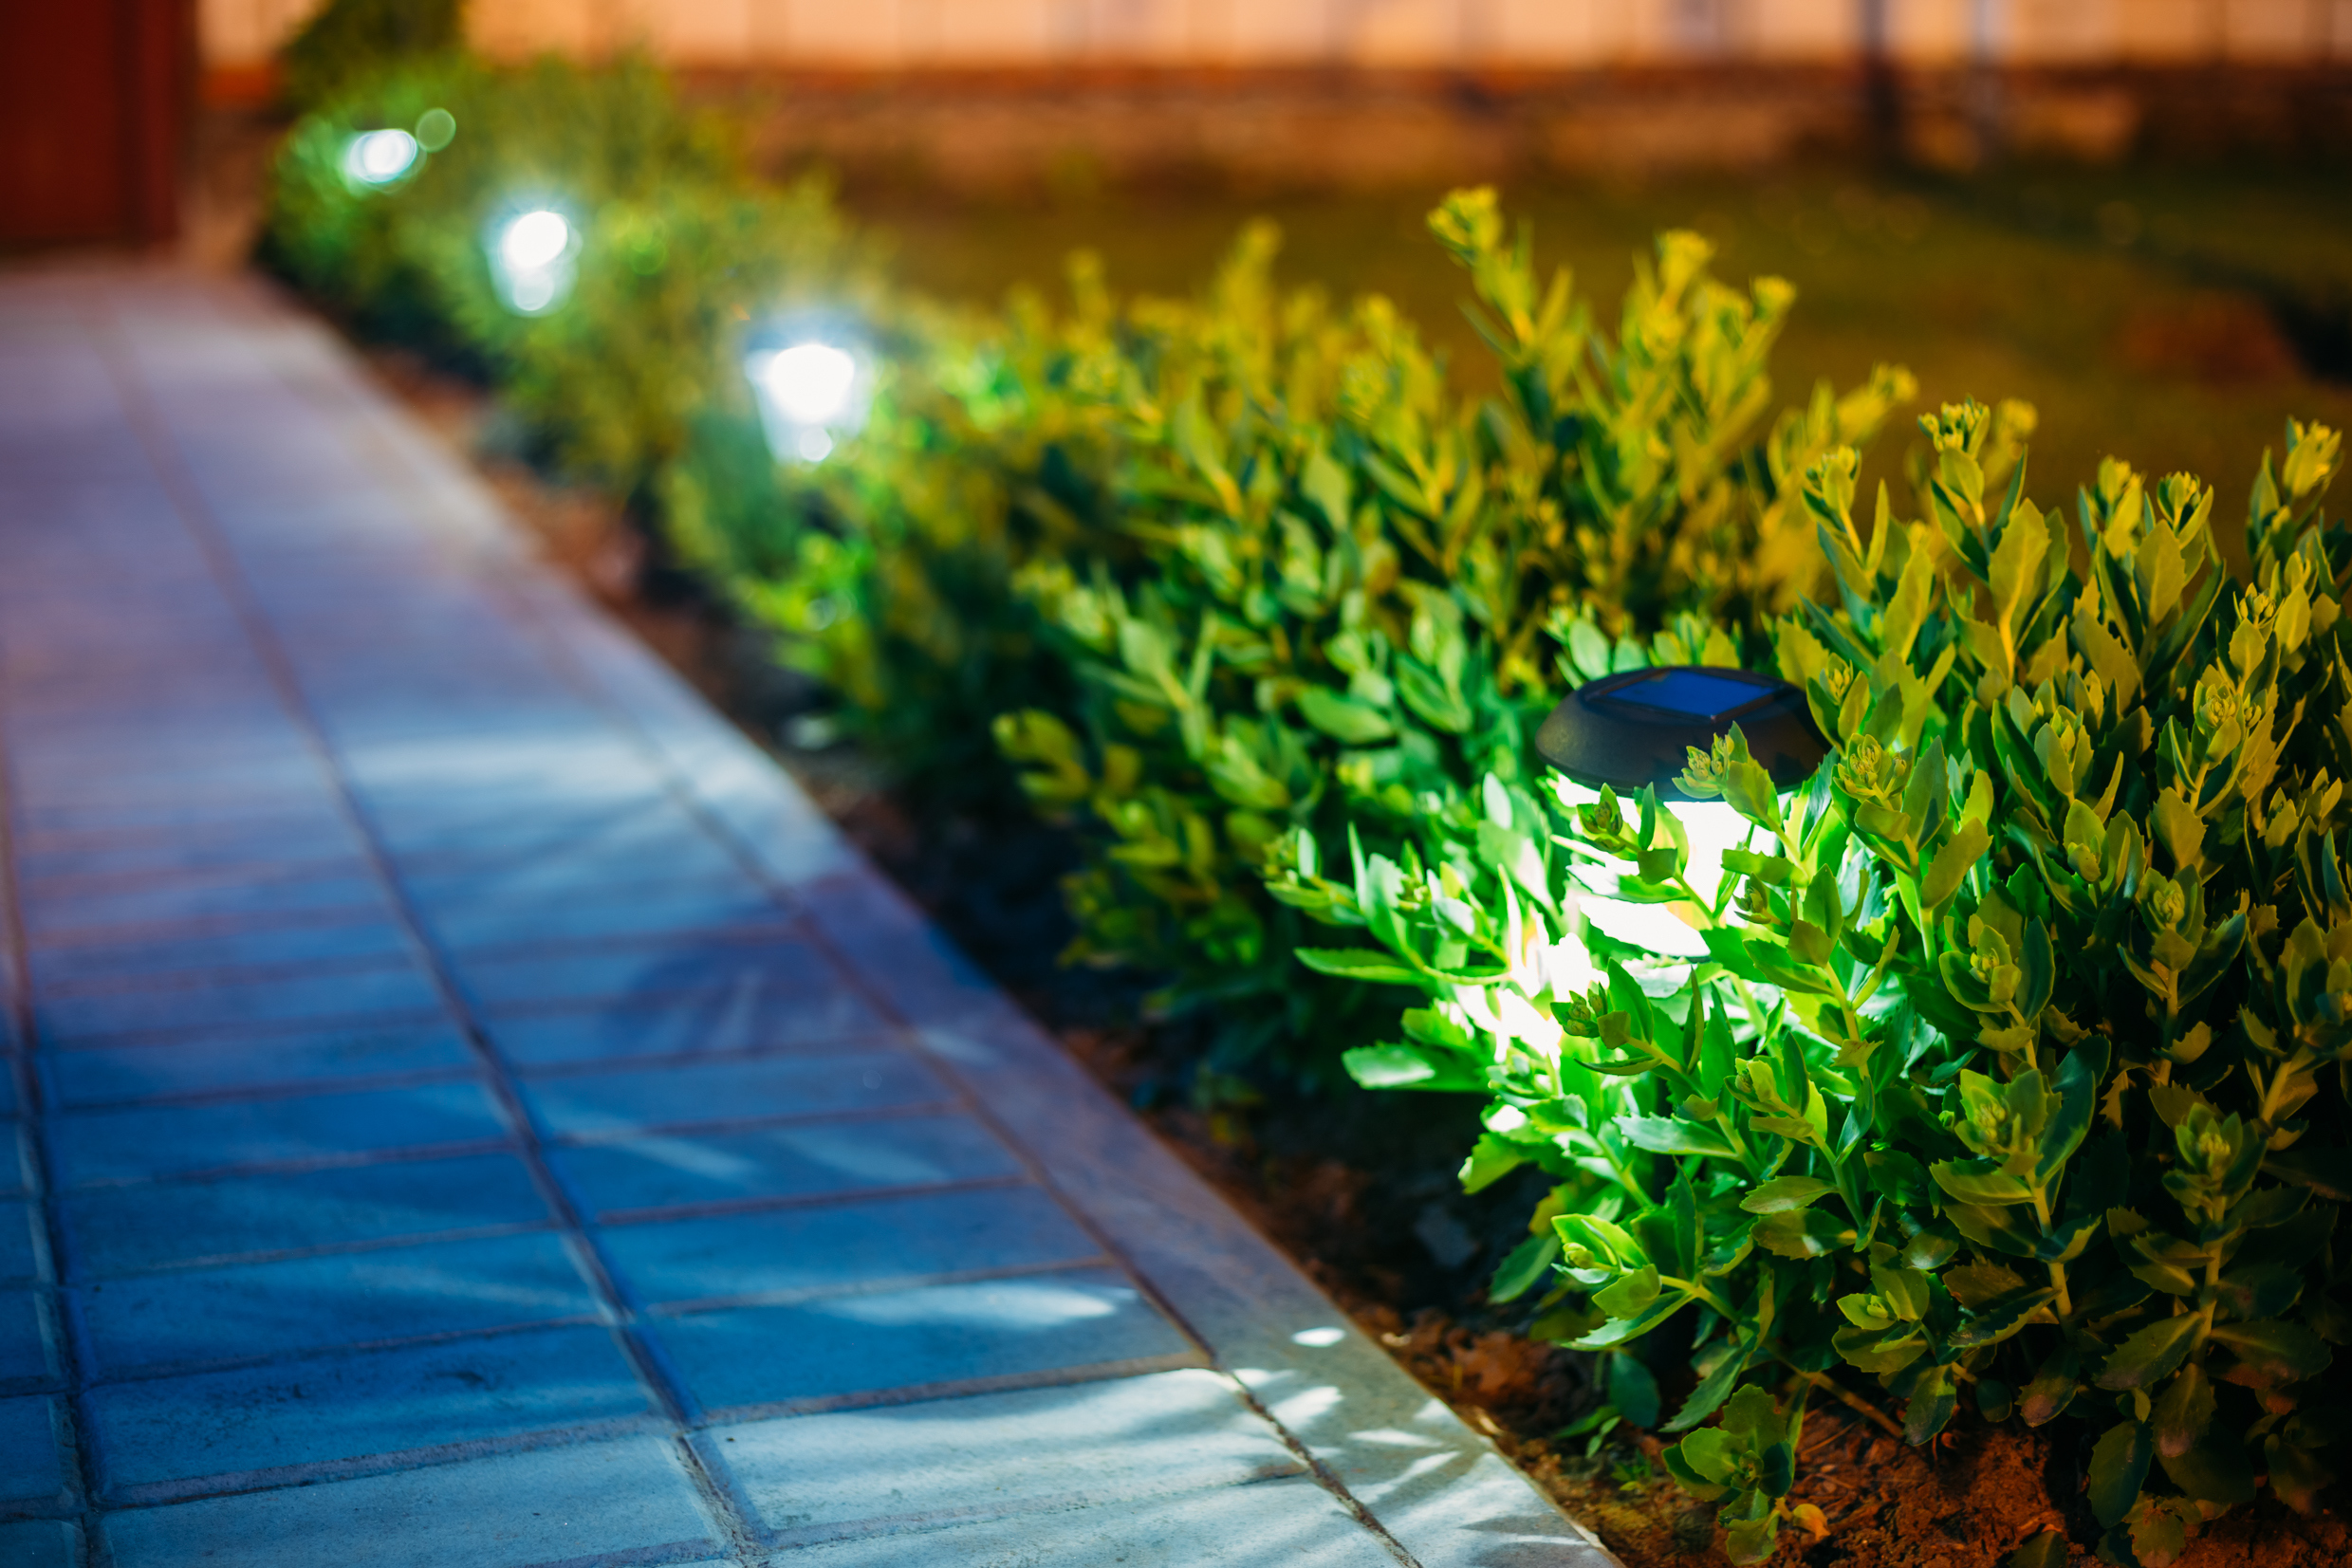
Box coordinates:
[0,268,1614,1566]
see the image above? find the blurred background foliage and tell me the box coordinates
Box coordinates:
[852,169,2352,573]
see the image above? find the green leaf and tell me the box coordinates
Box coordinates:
[1618,1116,1741,1158]
[2036,1044,2098,1183]
[2008,1531,2068,1568]
[1298,948,1422,986]
[1739,1174,1836,1213]
[1671,1427,1738,1485]
[1341,1043,1483,1092]
[2087,1419,2153,1528]
[1565,618,1613,682]
[1931,1157,2034,1207]
[2129,1498,2192,1568]
[1869,1263,1933,1321]
[1865,1148,1934,1208]
[2020,1345,2080,1427]
[1752,1208,1851,1259]
[1901,1362,1958,1445]
[2209,1319,2332,1385]
[1721,755,1784,833]
[2152,1363,2213,1458]
[1723,1514,1782,1566]
[1833,1320,1925,1375]
[1943,1260,2028,1307]
[1663,1336,1756,1432]
[2121,1225,2202,1295]
[1296,687,1395,745]
[1593,1264,1661,1319]
[1722,848,1794,884]
[1758,1440,1795,1498]
[2151,785,2205,875]
[2265,1434,2335,1514]
[2213,1261,2303,1321]
[1488,1233,1560,1303]
[2158,1434,2255,1507]
[1922,821,1990,911]
[1946,1201,2041,1258]
[1395,656,1472,733]
[1302,444,1350,528]
[1460,1132,1528,1192]
[1949,1283,2055,1349]
[2095,1313,2201,1392]
[1661,1442,1730,1502]
[1608,1354,1661,1430]
[1721,1387,1787,1451]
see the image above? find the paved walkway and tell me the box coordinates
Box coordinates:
[0,268,1608,1568]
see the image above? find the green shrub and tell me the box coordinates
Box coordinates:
[669,286,1125,790]
[258,56,2352,1553]
[263,54,858,500]
[995,191,1913,1076]
[1287,405,2351,1560]
[280,0,466,112]
[266,49,1110,796]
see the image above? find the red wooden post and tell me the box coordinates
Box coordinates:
[0,0,191,246]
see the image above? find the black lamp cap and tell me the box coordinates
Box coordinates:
[1535,665,1831,802]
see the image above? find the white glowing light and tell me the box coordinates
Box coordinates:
[509,272,558,314]
[488,208,578,316]
[1556,780,1762,962]
[1292,1326,1346,1348]
[752,343,859,426]
[745,338,866,464]
[343,128,419,187]
[500,210,572,274]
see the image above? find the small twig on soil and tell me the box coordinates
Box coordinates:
[1795,1413,1852,1462]
[1791,1369,1906,1441]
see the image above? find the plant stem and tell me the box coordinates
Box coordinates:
[2028,1188,2074,1316]
[1656,1274,1741,1320]
[1789,1368,1906,1440]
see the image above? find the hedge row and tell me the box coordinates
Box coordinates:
[267,50,2346,1566]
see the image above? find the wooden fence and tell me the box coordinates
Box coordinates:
[200,0,2352,75]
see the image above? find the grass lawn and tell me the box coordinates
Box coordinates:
[847,162,2352,563]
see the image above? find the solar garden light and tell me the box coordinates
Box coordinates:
[342,110,453,194]
[488,206,579,317]
[1535,666,1830,960]
[342,128,419,189]
[743,323,871,465]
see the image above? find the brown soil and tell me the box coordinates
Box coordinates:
[370,348,2346,1568]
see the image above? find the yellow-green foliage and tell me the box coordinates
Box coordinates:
[992,192,1912,1068]
[264,58,2351,1551]
[1294,411,2351,1561]
[279,0,464,112]
[264,54,858,494]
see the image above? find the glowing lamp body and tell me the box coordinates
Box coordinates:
[1535,666,1830,965]
[489,209,578,316]
[342,129,419,189]
[745,336,868,464]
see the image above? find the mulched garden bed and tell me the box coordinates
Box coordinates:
[368,346,2345,1568]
